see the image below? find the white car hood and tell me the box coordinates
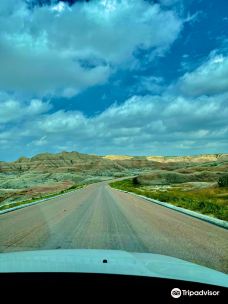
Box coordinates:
[0,249,227,287]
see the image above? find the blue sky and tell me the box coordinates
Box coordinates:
[0,0,228,160]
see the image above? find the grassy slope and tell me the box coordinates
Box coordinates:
[110,179,228,221]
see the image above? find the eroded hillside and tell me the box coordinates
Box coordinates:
[0,151,227,206]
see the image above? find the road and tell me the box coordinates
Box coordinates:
[0,182,227,272]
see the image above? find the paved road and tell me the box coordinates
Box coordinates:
[0,182,227,272]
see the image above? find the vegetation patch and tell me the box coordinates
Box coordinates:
[218,174,228,187]
[110,179,228,221]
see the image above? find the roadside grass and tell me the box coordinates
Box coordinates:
[0,184,84,212]
[110,179,228,221]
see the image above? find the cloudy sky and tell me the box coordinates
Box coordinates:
[0,0,227,161]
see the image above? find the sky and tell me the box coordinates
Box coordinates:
[0,0,228,161]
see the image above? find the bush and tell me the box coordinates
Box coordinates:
[166,173,185,184]
[132,176,140,185]
[218,174,228,187]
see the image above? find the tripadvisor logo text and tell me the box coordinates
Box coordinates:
[171,288,220,298]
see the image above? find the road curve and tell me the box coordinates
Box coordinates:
[0,182,227,273]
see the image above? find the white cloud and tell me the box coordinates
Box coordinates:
[0,98,51,124]
[178,53,228,96]
[0,0,182,97]
[1,93,227,159]
[51,1,66,13]
[38,110,87,133]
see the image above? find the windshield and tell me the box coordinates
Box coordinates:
[0,0,227,278]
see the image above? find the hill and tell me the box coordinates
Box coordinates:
[0,151,227,206]
[1,151,227,174]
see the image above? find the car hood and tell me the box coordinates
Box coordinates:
[0,249,227,287]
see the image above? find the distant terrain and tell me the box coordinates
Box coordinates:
[0,151,228,219]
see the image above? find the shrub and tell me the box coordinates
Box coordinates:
[132,176,140,185]
[218,174,228,187]
[166,173,185,184]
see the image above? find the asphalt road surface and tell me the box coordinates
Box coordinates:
[0,182,227,273]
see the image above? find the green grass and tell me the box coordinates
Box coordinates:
[110,179,228,221]
[0,184,84,212]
